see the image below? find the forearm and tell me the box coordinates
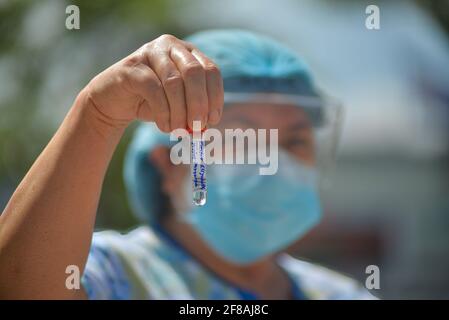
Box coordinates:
[0,90,125,299]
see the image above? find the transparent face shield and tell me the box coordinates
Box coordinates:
[215,92,343,188]
[182,92,342,206]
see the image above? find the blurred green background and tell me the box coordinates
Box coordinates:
[1,0,448,298]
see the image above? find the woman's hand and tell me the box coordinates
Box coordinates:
[0,34,224,299]
[84,34,224,132]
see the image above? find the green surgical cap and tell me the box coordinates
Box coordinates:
[124,29,322,224]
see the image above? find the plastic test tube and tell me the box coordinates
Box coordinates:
[189,125,207,206]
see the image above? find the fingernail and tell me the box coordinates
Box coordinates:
[208,110,220,123]
[199,116,207,129]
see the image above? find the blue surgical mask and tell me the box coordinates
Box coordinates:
[184,150,322,264]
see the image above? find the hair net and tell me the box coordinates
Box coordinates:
[124,29,322,224]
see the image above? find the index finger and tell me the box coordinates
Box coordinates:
[190,49,224,126]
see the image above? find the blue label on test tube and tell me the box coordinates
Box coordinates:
[191,137,207,206]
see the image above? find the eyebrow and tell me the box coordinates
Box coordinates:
[221,114,258,127]
[222,114,311,131]
[285,120,311,132]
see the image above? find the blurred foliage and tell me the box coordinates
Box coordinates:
[0,0,193,231]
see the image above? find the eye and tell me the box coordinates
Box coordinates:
[284,137,308,148]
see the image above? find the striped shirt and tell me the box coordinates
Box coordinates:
[82,226,376,300]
